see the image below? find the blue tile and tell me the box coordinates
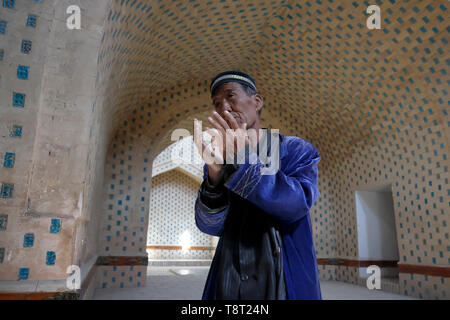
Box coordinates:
[10,125,22,137]
[0,215,7,230]
[50,219,61,234]
[17,65,29,79]
[46,251,56,265]
[3,152,15,168]
[2,0,15,9]
[26,15,37,28]
[18,268,29,280]
[23,233,34,247]
[1,184,13,198]
[21,40,32,54]
[0,21,7,34]
[13,92,25,107]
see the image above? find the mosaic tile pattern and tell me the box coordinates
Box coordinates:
[399,273,450,300]
[96,265,147,289]
[99,130,152,257]
[147,170,212,260]
[319,265,337,282]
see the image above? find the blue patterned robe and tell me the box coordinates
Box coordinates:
[195,132,322,300]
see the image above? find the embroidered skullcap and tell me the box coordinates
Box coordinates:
[210,70,257,96]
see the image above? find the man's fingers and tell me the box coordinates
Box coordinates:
[206,126,225,158]
[205,126,219,137]
[212,111,231,131]
[207,116,227,137]
[193,119,225,166]
[193,119,203,152]
[223,110,240,130]
[202,137,225,165]
[206,127,221,150]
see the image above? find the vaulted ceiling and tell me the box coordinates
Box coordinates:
[96,0,448,160]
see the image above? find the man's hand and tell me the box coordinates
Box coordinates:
[207,110,250,160]
[193,118,224,185]
[194,111,252,186]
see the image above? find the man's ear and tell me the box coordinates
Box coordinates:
[254,94,264,113]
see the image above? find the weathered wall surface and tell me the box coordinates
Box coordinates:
[0,0,109,290]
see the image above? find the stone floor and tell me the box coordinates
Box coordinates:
[92,266,418,300]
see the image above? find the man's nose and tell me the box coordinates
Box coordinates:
[216,101,232,116]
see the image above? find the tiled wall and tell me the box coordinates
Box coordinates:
[0,0,109,286]
[146,136,213,260]
[147,170,213,260]
[0,0,61,281]
[399,273,449,300]
[96,265,147,290]
[98,131,151,257]
[327,120,448,299]
[97,132,212,289]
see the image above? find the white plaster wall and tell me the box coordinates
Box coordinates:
[356,190,399,266]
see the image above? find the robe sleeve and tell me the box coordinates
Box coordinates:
[224,138,321,224]
[194,164,231,236]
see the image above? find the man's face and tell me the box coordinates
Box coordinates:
[211,82,262,129]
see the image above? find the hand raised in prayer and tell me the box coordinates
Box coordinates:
[194,111,251,185]
[193,118,224,185]
[206,110,250,162]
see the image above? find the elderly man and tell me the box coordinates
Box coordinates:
[193,71,322,300]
